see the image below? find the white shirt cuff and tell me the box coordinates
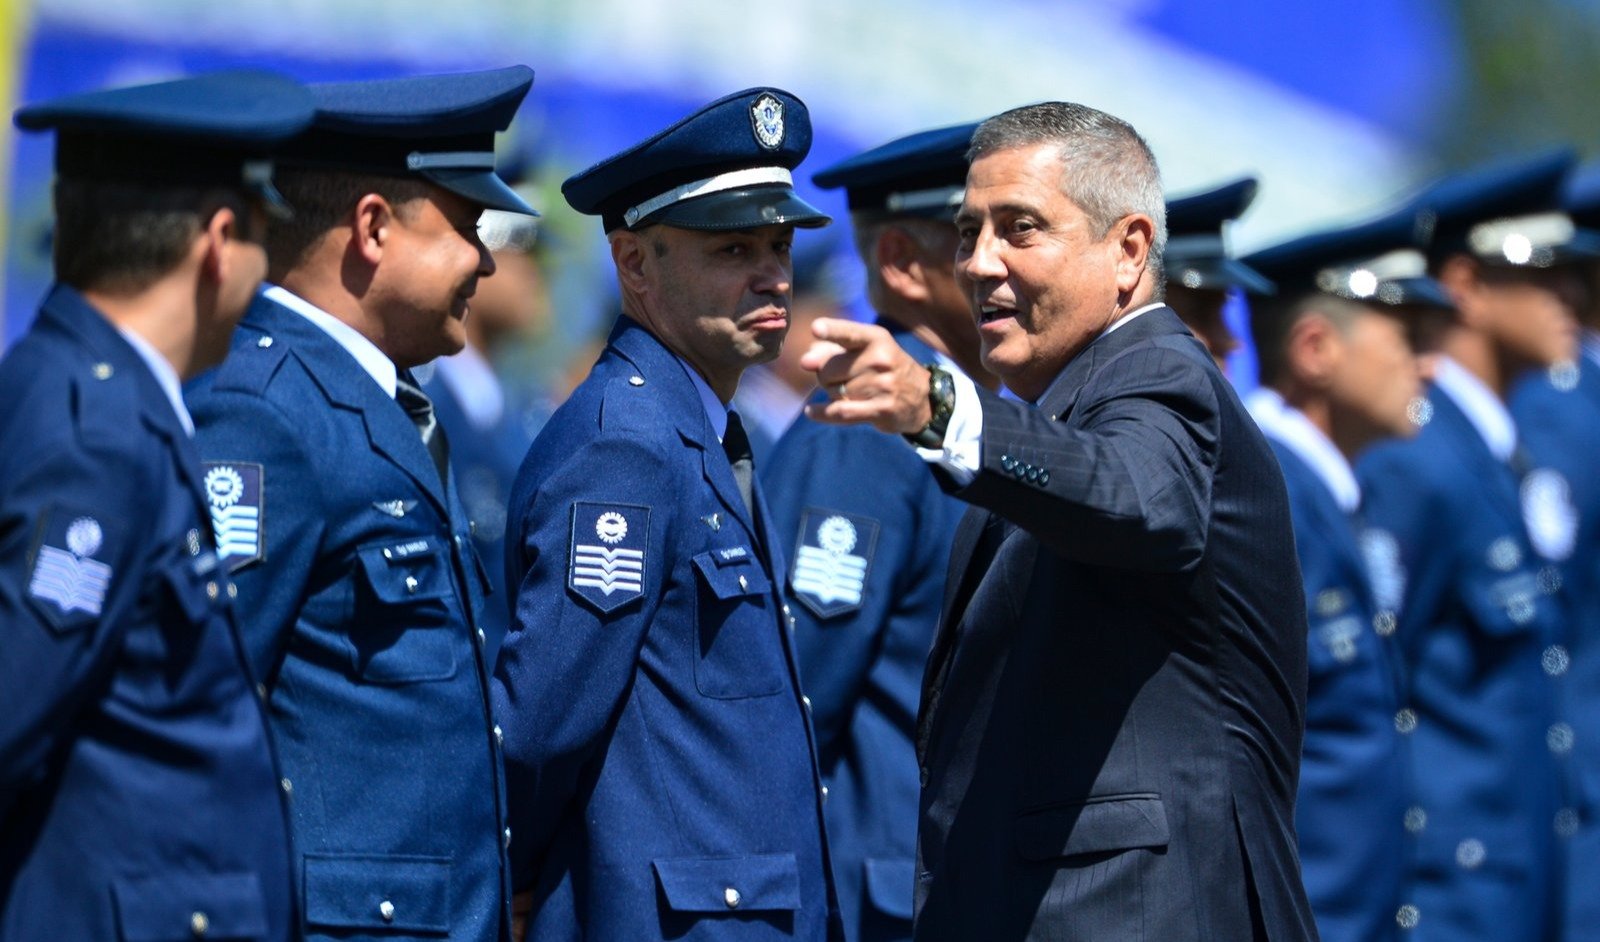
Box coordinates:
[913,368,981,485]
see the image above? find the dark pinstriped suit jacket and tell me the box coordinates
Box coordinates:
[913,307,1319,941]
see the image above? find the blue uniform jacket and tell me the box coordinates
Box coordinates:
[425,370,537,664]
[492,317,841,941]
[1266,440,1409,942]
[1511,353,1600,941]
[760,328,961,942]
[188,292,511,942]
[1357,387,1567,942]
[0,286,294,942]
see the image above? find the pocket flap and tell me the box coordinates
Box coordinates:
[303,854,451,932]
[652,854,800,912]
[357,536,452,604]
[112,872,266,941]
[862,857,915,920]
[1014,793,1170,861]
[692,551,772,600]
[1462,569,1545,638]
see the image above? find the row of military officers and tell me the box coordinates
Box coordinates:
[2,62,1598,942]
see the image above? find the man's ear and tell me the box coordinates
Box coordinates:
[198,205,239,283]
[1285,311,1338,389]
[1435,254,1485,328]
[877,225,932,303]
[1112,213,1154,295]
[351,192,396,266]
[610,229,650,295]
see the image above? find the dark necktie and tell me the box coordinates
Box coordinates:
[396,374,449,486]
[723,410,756,519]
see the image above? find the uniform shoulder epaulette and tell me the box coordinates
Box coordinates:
[598,372,667,434]
[211,331,289,397]
[72,359,141,442]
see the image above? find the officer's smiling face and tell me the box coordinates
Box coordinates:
[626,222,795,399]
[375,186,496,368]
[954,143,1150,401]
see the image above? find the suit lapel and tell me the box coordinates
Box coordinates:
[249,297,449,515]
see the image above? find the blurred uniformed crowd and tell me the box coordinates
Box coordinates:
[1,62,1596,942]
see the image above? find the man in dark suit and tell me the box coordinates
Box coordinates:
[187,67,536,942]
[761,121,991,942]
[1243,207,1450,941]
[800,101,1318,941]
[493,88,841,941]
[0,71,313,942]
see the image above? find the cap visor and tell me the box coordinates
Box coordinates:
[645,186,831,231]
[421,168,538,216]
[1381,277,1456,310]
[1169,256,1276,296]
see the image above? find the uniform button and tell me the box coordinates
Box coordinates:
[190,910,209,936]
[468,520,477,537]
[382,547,393,560]
[281,777,293,795]
[454,534,464,550]
[255,682,268,701]
[821,785,829,802]
[205,581,219,600]
[1548,722,1575,755]
[92,362,114,380]
[1396,904,1420,930]
[256,336,274,348]
[477,628,487,646]
[226,583,238,600]
[1538,565,1563,594]
[1556,808,1581,838]
[723,887,741,909]
[788,616,796,633]
[493,724,503,745]
[782,604,791,617]
[1455,838,1486,870]
[1404,806,1427,833]
[738,574,748,591]
[405,575,419,593]
[379,900,395,922]
[1394,708,1418,734]
[503,827,512,849]
[802,695,812,711]
[186,529,201,555]
[1373,611,1397,636]
[628,375,645,387]
[1543,645,1571,677]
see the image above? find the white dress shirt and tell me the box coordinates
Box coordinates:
[118,327,194,436]
[1430,354,1516,462]
[263,284,397,399]
[1245,388,1361,513]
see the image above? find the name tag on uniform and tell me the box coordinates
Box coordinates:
[203,462,264,571]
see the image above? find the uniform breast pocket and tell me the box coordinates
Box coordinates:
[1460,566,1547,640]
[691,549,785,699]
[352,536,459,684]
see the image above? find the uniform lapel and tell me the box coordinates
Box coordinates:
[248,296,449,515]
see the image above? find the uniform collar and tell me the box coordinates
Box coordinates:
[262,284,398,399]
[115,325,193,436]
[1246,387,1360,512]
[676,354,730,442]
[433,342,504,430]
[732,364,805,445]
[1431,354,1516,462]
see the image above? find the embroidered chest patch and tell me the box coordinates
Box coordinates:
[790,508,879,619]
[568,502,649,613]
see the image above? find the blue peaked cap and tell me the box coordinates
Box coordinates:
[1563,161,1600,231]
[1244,203,1451,310]
[13,69,315,216]
[563,87,829,233]
[1164,177,1274,296]
[283,65,537,215]
[812,121,978,218]
[1410,149,1600,268]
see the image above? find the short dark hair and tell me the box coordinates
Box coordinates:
[1250,292,1369,388]
[266,168,431,277]
[969,101,1167,286]
[52,179,248,294]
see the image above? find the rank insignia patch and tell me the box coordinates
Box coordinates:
[204,462,263,571]
[28,508,116,631]
[790,508,879,619]
[568,502,649,613]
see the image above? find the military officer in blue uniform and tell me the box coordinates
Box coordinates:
[492,88,843,940]
[1242,208,1451,941]
[425,203,547,662]
[1356,152,1596,942]
[0,71,314,942]
[186,66,537,942]
[1509,162,1600,942]
[1163,176,1275,371]
[759,122,987,942]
